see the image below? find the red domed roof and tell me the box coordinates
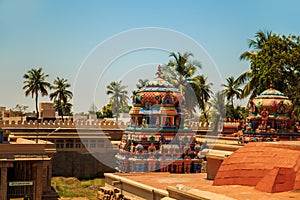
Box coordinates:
[132,65,182,106]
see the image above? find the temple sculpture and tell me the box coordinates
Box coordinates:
[244,83,296,139]
[116,66,204,173]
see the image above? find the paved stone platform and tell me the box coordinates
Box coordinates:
[113,172,300,199]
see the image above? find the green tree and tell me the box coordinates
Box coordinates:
[226,105,247,121]
[10,104,29,121]
[106,81,129,122]
[210,91,226,134]
[238,30,273,99]
[50,77,73,121]
[222,76,242,121]
[101,103,113,118]
[222,76,242,106]
[136,79,149,89]
[162,52,202,116]
[53,100,73,117]
[238,31,300,118]
[96,111,103,119]
[198,104,212,124]
[23,68,51,119]
[189,75,213,123]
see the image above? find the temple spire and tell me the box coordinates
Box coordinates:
[155,65,162,78]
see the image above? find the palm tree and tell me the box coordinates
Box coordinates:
[23,68,51,119]
[50,77,73,121]
[189,75,213,123]
[106,81,129,122]
[53,100,73,117]
[162,52,202,116]
[222,76,242,121]
[222,76,242,107]
[237,30,272,98]
[163,52,201,93]
[136,79,149,89]
[210,91,226,134]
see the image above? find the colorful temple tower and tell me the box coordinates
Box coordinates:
[245,83,295,137]
[116,66,202,173]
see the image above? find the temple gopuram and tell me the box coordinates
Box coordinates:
[116,66,204,173]
[243,83,299,140]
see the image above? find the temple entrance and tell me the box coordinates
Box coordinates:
[7,163,35,200]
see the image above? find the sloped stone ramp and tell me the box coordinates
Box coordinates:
[213,142,300,193]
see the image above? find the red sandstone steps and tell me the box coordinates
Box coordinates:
[213,142,300,193]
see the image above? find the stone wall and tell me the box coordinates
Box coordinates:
[0,119,128,130]
[0,119,238,134]
[52,151,115,179]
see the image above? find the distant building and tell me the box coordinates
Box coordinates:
[0,106,10,120]
[0,129,58,200]
[39,102,56,121]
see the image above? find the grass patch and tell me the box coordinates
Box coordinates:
[51,177,105,200]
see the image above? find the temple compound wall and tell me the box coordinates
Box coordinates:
[0,119,239,179]
[0,119,125,179]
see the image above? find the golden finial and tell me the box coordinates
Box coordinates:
[270,81,273,89]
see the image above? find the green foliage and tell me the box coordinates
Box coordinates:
[162,52,213,118]
[53,100,73,116]
[136,78,149,89]
[101,103,113,118]
[23,67,51,119]
[95,111,102,119]
[210,91,226,133]
[10,104,29,117]
[189,75,213,112]
[106,81,129,121]
[222,76,242,106]
[239,30,300,119]
[50,77,73,120]
[226,105,247,121]
[120,104,131,113]
[51,177,104,199]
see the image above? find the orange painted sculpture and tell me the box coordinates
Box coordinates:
[244,83,297,139]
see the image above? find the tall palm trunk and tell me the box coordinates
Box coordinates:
[116,98,119,123]
[35,90,39,119]
[60,101,64,121]
[203,112,209,125]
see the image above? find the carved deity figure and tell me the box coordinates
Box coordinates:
[277,101,287,114]
[260,108,269,125]
[162,92,173,105]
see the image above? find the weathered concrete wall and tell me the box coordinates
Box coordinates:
[52,151,115,179]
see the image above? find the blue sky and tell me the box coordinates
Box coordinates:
[1,0,300,112]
